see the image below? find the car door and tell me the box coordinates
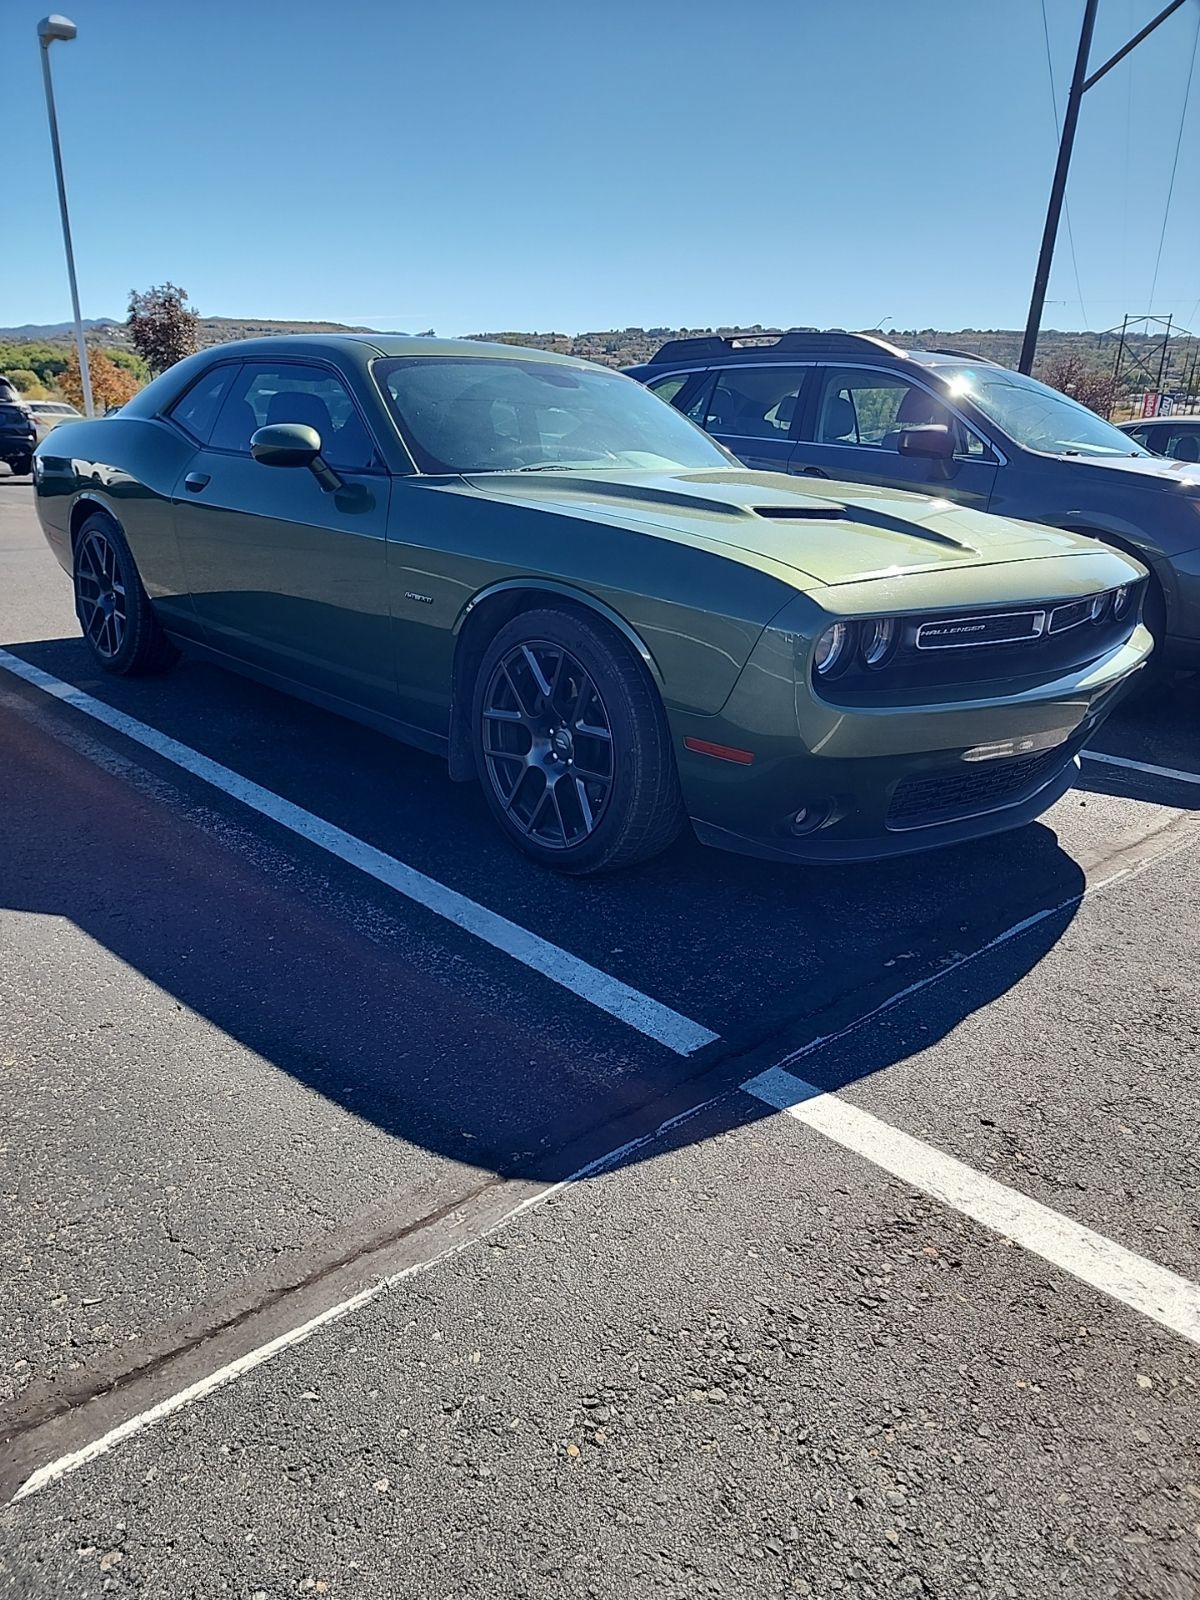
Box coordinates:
[791,365,1000,509]
[171,358,395,712]
[693,364,809,474]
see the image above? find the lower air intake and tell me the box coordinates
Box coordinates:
[886,745,1070,831]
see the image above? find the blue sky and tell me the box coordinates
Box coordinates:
[5,0,1199,336]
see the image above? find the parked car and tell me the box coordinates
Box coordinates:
[1118,413,1200,462]
[0,397,36,475]
[33,335,1149,872]
[627,331,1200,669]
[25,399,83,444]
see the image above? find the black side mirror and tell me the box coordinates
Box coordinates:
[250,423,342,491]
[897,423,955,461]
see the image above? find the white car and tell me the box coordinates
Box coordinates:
[25,400,83,443]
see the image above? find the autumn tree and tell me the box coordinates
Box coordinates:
[61,348,141,413]
[1036,352,1117,419]
[126,282,200,374]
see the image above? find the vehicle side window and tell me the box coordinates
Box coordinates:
[815,368,975,456]
[703,366,802,440]
[166,365,236,444]
[209,361,377,471]
[648,371,718,426]
[1165,425,1200,462]
[647,374,689,406]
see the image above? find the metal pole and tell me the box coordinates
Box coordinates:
[39,40,93,417]
[1155,315,1172,394]
[1018,0,1100,375]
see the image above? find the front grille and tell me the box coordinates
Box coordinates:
[886,745,1070,831]
[817,584,1144,701]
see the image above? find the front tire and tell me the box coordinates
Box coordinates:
[73,511,179,675]
[472,606,684,874]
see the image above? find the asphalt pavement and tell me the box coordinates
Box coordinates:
[0,471,1197,1598]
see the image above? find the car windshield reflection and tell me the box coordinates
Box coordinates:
[374,355,733,476]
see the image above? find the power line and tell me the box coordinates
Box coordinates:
[1148,2,1199,311]
[1039,0,1090,327]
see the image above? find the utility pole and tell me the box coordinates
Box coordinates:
[1018,0,1191,375]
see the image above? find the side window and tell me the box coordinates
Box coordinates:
[209,361,377,470]
[647,371,717,426]
[814,368,972,455]
[703,366,803,440]
[166,365,237,444]
[1165,426,1200,462]
[647,374,689,406]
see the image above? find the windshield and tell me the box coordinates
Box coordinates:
[941,366,1149,458]
[374,356,734,475]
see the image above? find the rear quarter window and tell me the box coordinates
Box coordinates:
[166,365,238,444]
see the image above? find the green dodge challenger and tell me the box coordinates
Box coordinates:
[32,335,1151,873]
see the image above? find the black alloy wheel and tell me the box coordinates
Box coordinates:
[472,606,684,874]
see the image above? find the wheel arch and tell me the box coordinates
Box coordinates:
[68,492,120,550]
[446,579,663,782]
[1064,522,1173,632]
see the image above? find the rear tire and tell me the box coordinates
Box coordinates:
[73,511,179,676]
[472,606,684,874]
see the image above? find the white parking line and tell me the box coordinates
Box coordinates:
[0,650,717,1057]
[9,1090,726,1503]
[1083,749,1200,786]
[744,1066,1200,1347]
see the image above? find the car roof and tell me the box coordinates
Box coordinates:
[1118,413,1200,428]
[182,333,594,369]
[630,329,999,374]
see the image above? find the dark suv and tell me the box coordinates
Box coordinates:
[628,331,1200,667]
[0,385,36,476]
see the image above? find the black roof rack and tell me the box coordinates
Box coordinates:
[645,329,907,366]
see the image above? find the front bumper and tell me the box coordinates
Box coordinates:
[673,624,1150,865]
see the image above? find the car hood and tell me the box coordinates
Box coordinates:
[463,468,1097,587]
[1051,450,1200,488]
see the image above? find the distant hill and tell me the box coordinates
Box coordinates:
[465,323,1192,376]
[0,315,379,348]
[0,317,123,342]
[3,318,1196,410]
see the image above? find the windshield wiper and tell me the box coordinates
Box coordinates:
[514,462,612,473]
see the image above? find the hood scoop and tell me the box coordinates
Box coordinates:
[841,504,977,552]
[753,503,846,521]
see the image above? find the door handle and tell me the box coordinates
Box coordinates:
[184,471,211,493]
[797,465,829,478]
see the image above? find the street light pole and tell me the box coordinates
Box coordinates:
[1018,0,1191,376]
[37,14,93,418]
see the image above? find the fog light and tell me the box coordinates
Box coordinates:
[791,802,830,837]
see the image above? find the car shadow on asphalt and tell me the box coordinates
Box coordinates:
[0,639,1097,1189]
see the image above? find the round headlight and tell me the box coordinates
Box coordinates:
[1088,591,1111,623]
[1112,584,1133,621]
[861,617,898,668]
[814,621,854,677]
